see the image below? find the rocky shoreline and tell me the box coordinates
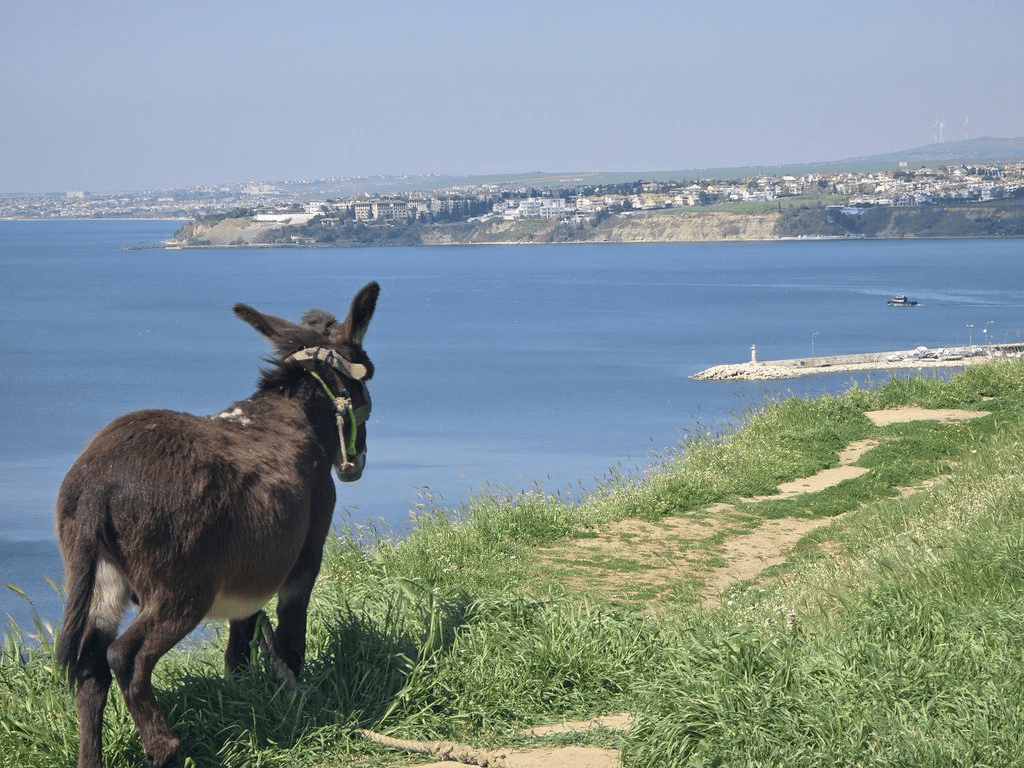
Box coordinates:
[691,344,1024,381]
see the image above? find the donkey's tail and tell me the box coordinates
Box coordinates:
[54,481,130,690]
[55,531,99,689]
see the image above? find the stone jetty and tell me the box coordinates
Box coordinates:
[691,343,1024,381]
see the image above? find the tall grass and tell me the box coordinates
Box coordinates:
[626,421,1024,766]
[3,360,1024,766]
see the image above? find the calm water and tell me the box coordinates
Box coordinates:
[2,220,1022,632]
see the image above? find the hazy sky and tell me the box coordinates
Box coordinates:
[2,0,1021,193]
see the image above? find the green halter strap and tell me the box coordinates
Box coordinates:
[307,370,360,462]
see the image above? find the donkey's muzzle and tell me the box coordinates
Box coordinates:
[335,452,366,483]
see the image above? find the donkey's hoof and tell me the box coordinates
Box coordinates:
[145,750,180,768]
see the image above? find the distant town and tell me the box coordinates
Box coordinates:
[4,161,1023,226]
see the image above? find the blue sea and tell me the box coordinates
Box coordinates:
[2,220,1022,633]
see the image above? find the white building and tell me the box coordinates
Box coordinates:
[494,197,568,219]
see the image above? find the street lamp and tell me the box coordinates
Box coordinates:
[983,321,994,352]
[811,331,818,364]
[966,323,973,348]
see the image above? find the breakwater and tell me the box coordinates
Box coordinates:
[691,343,1024,381]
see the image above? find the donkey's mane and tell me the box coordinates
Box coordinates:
[300,308,337,335]
[252,348,375,396]
[252,358,319,396]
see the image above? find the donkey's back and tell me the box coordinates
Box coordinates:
[56,282,379,768]
[57,400,325,625]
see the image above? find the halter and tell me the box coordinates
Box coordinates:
[286,346,371,480]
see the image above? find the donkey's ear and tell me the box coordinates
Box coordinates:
[338,282,380,345]
[233,304,301,341]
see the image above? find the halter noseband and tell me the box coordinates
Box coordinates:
[286,346,371,480]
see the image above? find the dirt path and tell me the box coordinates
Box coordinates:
[387,406,986,768]
[379,715,631,768]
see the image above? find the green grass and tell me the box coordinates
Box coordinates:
[627,425,1024,766]
[4,360,1024,766]
[476,217,554,241]
[650,194,848,215]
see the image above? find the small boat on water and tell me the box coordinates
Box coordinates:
[887,295,918,307]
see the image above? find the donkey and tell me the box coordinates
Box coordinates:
[55,281,379,768]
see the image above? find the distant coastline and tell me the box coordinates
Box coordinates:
[5,141,1023,246]
[167,198,1024,249]
[164,157,1024,248]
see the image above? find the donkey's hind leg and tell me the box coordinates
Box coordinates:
[73,558,131,768]
[106,608,202,768]
[73,622,117,768]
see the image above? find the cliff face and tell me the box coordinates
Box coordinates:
[172,217,285,246]
[418,211,782,244]
[590,211,780,242]
[830,201,1024,239]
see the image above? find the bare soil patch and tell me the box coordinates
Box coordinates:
[863,406,987,426]
[537,513,724,601]
[403,745,620,768]
[381,715,630,768]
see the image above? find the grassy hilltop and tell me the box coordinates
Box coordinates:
[5,360,1024,766]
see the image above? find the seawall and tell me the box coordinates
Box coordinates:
[691,343,1024,381]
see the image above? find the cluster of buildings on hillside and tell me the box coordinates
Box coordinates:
[0,185,256,220]
[2,162,1022,222]
[350,194,479,221]
[328,162,1024,224]
[838,163,1019,206]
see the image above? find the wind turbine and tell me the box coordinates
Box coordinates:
[964,117,970,140]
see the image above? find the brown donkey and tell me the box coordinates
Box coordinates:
[55,282,380,768]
